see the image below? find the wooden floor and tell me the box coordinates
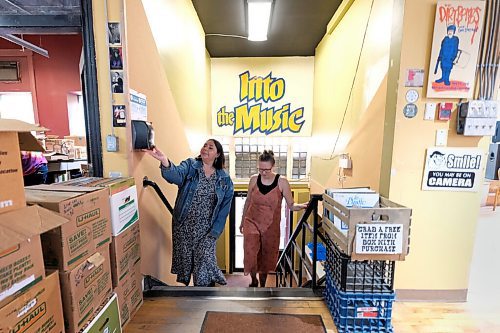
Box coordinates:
[125,207,500,333]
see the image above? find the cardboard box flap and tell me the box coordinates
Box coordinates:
[0,118,47,132]
[25,189,87,203]
[0,205,68,250]
[25,184,101,193]
[18,132,44,151]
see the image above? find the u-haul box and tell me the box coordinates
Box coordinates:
[59,247,113,333]
[26,185,112,271]
[0,271,64,333]
[0,205,68,307]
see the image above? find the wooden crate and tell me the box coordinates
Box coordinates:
[322,194,412,261]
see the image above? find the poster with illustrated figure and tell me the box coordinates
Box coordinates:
[422,147,484,192]
[426,0,485,99]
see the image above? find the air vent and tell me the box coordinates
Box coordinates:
[0,61,20,82]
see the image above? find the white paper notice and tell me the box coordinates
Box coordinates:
[130,89,147,121]
[355,224,403,254]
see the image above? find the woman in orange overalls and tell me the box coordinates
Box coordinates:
[239,150,308,287]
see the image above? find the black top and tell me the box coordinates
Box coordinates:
[257,174,280,195]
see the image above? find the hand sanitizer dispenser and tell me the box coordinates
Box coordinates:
[132,120,155,150]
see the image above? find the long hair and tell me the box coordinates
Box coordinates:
[259,150,275,166]
[196,139,225,170]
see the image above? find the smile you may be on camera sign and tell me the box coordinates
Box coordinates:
[422,147,484,192]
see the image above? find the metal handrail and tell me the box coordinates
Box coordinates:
[142,176,174,214]
[275,194,324,290]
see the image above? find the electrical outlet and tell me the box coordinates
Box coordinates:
[424,103,436,120]
[436,129,448,146]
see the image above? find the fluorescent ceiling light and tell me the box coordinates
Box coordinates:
[247,0,272,41]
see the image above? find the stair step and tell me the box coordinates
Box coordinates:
[144,286,323,299]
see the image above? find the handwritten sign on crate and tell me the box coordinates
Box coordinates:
[355,224,403,254]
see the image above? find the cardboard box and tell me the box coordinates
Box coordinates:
[60,247,113,333]
[59,177,139,236]
[25,185,112,271]
[44,138,75,159]
[114,261,142,327]
[0,205,68,307]
[0,271,64,333]
[110,222,141,287]
[82,294,121,333]
[0,119,45,214]
[64,135,87,147]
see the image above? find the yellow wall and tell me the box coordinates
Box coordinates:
[125,0,211,285]
[141,0,212,153]
[311,0,394,193]
[389,0,487,292]
[314,0,487,297]
[92,0,129,177]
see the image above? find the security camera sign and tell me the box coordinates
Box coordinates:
[422,147,484,192]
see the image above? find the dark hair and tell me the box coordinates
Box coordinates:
[196,139,225,170]
[259,150,275,166]
[430,151,445,158]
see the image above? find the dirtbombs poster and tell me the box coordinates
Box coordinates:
[211,58,313,136]
[422,147,484,192]
[427,0,485,99]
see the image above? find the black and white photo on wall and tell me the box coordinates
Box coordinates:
[109,47,123,70]
[108,22,121,44]
[113,105,126,127]
[111,71,124,93]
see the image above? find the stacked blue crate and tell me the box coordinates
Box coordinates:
[324,234,396,333]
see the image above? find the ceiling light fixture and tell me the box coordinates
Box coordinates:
[247,0,273,42]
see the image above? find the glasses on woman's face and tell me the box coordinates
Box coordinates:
[258,168,272,173]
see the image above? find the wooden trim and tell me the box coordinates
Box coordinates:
[396,289,468,302]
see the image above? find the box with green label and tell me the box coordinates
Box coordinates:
[0,271,64,333]
[0,205,68,308]
[114,259,143,327]
[25,185,112,271]
[60,247,113,333]
[57,177,139,236]
[82,294,121,333]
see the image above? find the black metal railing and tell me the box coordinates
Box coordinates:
[143,176,174,214]
[275,194,326,290]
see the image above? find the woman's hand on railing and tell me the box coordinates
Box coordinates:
[291,202,309,211]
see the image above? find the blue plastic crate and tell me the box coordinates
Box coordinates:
[324,279,395,333]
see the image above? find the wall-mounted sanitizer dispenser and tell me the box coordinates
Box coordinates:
[132,120,155,150]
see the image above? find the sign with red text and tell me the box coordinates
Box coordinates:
[422,147,484,192]
[427,0,485,98]
[211,58,313,136]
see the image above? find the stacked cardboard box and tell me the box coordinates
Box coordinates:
[58,177,142,327]
[0,119,68,333]
[25,185,114,332]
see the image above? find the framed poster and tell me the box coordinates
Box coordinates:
[422,147,484,192]
[426,1,485,99]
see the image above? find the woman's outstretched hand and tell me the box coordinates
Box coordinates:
[143,147,169,167]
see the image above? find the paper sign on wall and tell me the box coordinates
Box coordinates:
[422,147,484,192]
[355,224,403,254]
[130,90,147,121]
